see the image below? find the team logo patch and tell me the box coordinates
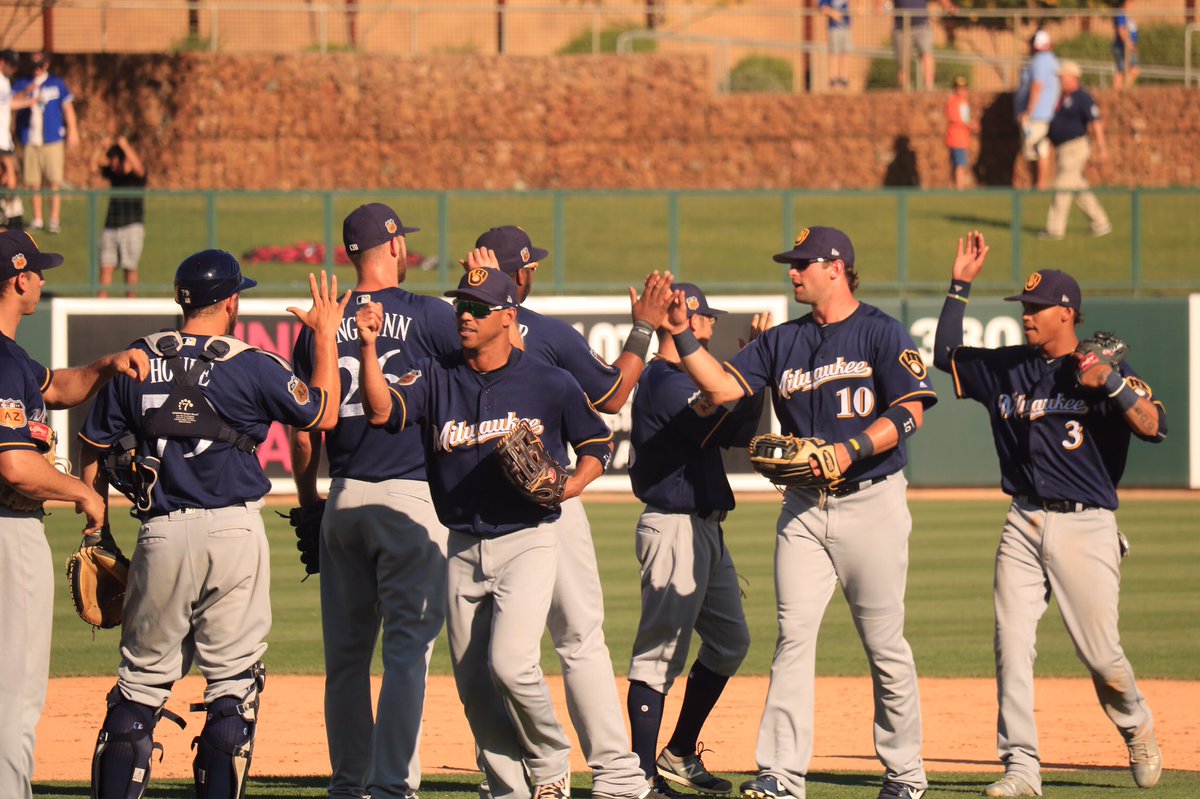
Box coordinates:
[898,349,927,380]
[686,296,700,311]
[1023,272,1044,292]
[288,376,310,405]
[520,246,531,263]
[0,398,28,429]
[467,268,489,287]
[385,218,397,234]
[11,253,26,270]
[1127,376,1152,398]
[396,369,423,387]
[794,228,810,246]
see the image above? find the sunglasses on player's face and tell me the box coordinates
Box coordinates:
[455,300,505,319]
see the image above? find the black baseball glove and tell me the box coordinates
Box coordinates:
[279,500,325,576]
[1075,330,1128,376]
[748,433,845,491]
[494,420,569,509]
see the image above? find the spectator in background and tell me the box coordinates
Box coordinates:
[886,0,958,91]
[1013,30,1059,190]
[1113,0,1139,90]
[13,51,77,235]
[1039,60,1111,240]
[945,74,979,190]
[819,0,851,90]
[91,136,147,297]
[0,50,33,230]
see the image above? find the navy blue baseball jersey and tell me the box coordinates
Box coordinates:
[519,307,623,407]
[383,348,612,537]
[630,358,763,514]
[723,304,937,482]
[80,335,328,517]
[0,333,52,456]
[293,287,459,481]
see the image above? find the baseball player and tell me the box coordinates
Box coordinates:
[666,226,938,799]
[78,251,346,799]
[0,230,149,799]
[289,203,459,799]
[932,232,1165,797]
[626,283,769,797]
[356,265,614,799]
[465,226,674,799]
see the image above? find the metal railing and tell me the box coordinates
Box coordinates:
[28,186,1200,299]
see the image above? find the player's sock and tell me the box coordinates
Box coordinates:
[666,661,729,756]
[627,680,665,780]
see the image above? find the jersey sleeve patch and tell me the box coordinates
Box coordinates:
[898,348,928,380]
[1126,376,1152,399]
[0,398,28,429]
[396,369,423,387]
[288,376,311,405]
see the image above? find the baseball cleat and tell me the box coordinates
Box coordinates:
[532,776,571,799]
[877,782,925,799]
[983,773,1037,797]
[1128,726,1163,788]
[739,774,796,799]
[657,746,733,794]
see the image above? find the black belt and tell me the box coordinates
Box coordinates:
[825,476,887,498]
[1017,494,1101,513]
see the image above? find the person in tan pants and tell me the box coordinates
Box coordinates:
[1040,61,1111,240]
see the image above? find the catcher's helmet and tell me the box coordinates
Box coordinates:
[174,249,257,308]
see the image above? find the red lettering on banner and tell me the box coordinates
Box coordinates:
[257,423,293,473]
[233,320,303,359]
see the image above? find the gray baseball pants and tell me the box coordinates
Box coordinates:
[993,499,1154,793]
[480,497,650,799]
[628,508,749,694]
[755,475,926,796]
[321,478,448,799]
[0,510,53,799]
[448,522,572,798]
[117,501,270,708]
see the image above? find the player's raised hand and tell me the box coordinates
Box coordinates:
[463,247,501,271]
[111,348,150,381]
[289,271,350,337]
[951,230,989,282]
[664,288,691,335]
[630,270,675,330]
[355,302,383,348]
[740,311,775,348]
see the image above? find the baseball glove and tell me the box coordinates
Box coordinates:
[494,420,569,509]
[65,526,131,629]
[748,433,845,490]
[278,500,325,576]
[0,421,61,513]
[1075,331,1128,373]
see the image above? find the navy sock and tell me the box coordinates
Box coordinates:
[666,661,729,756]
[627,680,665,780]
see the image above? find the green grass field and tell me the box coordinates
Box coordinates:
[35,188,1200,298]
[34,496,1200,796]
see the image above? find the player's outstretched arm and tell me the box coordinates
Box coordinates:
[355,302,394,426]
[597,270,676,413]
[287,271,351,431]
[933,231,988,372]
[0,449,105,533]
[42,348,151,409]
[665,288,745,405]
[289,428,323,506]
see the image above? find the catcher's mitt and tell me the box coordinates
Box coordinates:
[1075,331,1128,374]
[494,420,569,509]
[66,526,131,629]
[749,433,845,490]
[278,500,325,576]
[0,420,62,513]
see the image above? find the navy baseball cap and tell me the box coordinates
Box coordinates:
[343,203,419,254]
[773,226,856,268]
[0,230,63,280]
[445,267,519,309]
[474,226,549,274]
[1005,269,1082,310]
[675,282,726,318]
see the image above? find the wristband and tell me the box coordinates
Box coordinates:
[621,320,655,362]
[673,328,701,357]
[881,404,918,441]
[845,434,875,463]
[1106,373,1140,413]
[1102,369,1125,394]
[947,278,972,303]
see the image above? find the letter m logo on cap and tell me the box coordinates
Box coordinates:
[794,229,810,246]
[1024,273,1043,291]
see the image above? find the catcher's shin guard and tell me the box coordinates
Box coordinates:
[192,663,266,799]
[91,686,185,799]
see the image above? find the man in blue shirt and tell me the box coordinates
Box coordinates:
[1013,30,1059,190]
[13,51,77,234]
[1039,61,1111,240]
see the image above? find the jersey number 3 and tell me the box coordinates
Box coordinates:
[1061,420,1084,450]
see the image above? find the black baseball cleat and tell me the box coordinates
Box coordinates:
[877,781,925,799]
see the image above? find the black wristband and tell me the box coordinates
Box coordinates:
[1103,369,1125,394]
[673,328,701,357]
[845,434,875,463]
[947,278,972,303]
[881,404,919,441]
[1106,373,1139,413]
[622,320,655,362]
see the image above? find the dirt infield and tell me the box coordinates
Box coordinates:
[37,675,1198,782]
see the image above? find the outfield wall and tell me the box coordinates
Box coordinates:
[17,294,1194,490]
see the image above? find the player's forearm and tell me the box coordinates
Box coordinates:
[79,447,112,523]
[306,331,340,431]
[43,352,129,408]
[598,351,645,413]
[839,401,924,467]
[562,455,604,501]
[673,334,745,405]
[357,341,393,426]
[289,428,323,505]
[0,449,95,504]
[933,280,969,372]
